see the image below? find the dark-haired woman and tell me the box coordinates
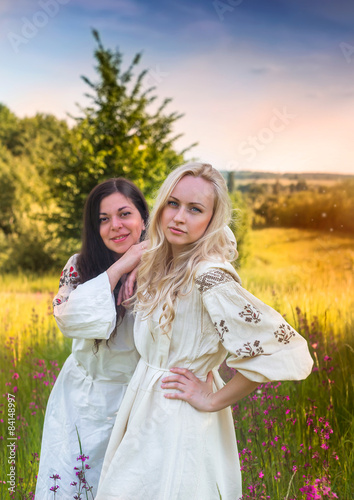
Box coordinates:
[35,178,149,499]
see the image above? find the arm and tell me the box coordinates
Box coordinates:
[162,264,313,410]
[106,241,147,292]
[117,266,139,306]
[161,368,259,412]
[115,240,150,305]
[53,256,116,340]
[54,243,147,339]
[196,266,313,382]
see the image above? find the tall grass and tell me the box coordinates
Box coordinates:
[0,228,353,499]
[0,288,71,499]
[230,228,354,499]
[220,307,353,499]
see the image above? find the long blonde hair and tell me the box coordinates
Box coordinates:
[135,162,237,334]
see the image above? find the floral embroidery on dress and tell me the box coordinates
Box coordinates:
[195,270,234,294]
[59,266,79,289]
[53,297,67,307]
[238,304,262,323]
[274,324,296,344]
[213,320,229,342]
[235,340,264,358]
[53,264,80,307]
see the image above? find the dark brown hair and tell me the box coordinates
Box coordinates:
[76,178,149,351]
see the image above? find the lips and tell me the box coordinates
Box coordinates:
[111,234,129,242]
[168,226,186,235]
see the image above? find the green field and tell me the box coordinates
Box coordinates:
[1,228,353,499]
[240,228,354,333]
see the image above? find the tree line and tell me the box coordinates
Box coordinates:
[236,179,354,234]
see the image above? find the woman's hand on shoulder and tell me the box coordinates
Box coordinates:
[161,368,216,412]
[107,240,149,292]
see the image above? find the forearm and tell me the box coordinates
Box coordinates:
[210,372,259,412]
[106,261,126,292]
[54,272,117,339]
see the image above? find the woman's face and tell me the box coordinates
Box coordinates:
[99,192,145,258]
[161,175,214,257]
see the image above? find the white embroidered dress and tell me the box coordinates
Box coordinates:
[35,255,139,499]
[96,261,313,500]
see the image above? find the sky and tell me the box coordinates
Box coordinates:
[1,0,354,175]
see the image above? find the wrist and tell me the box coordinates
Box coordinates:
[208,392,221,413]
[107,262,124,291]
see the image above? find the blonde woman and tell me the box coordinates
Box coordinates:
[96,163,313,500]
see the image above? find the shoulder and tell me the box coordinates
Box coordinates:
[61,253,79,269]
[195,260,241,294]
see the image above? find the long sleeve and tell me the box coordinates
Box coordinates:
[196,262,313,383]
[53,255,117,340]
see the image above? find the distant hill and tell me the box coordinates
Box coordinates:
[220,170,354,182]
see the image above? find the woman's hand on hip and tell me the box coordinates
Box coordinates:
[161,367,216,412]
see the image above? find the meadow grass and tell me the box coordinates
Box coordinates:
[239,228,354,335]
[0,228,353,499]
[0,284,71,499]
[0,274,58,294]
[231,228,354,498]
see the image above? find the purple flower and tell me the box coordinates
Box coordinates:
[49,474,61,480]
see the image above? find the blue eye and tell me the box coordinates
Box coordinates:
[190,207,202,213]
[167,200,178,207]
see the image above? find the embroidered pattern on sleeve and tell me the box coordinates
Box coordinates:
[235,340,264,358]
[59,266,79,288]
[195,269,234,294]
[274,324,296,344]
[239,304,262,323]
[53,297,65,306]
[213,320,229,342]
[53,265,80,307]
